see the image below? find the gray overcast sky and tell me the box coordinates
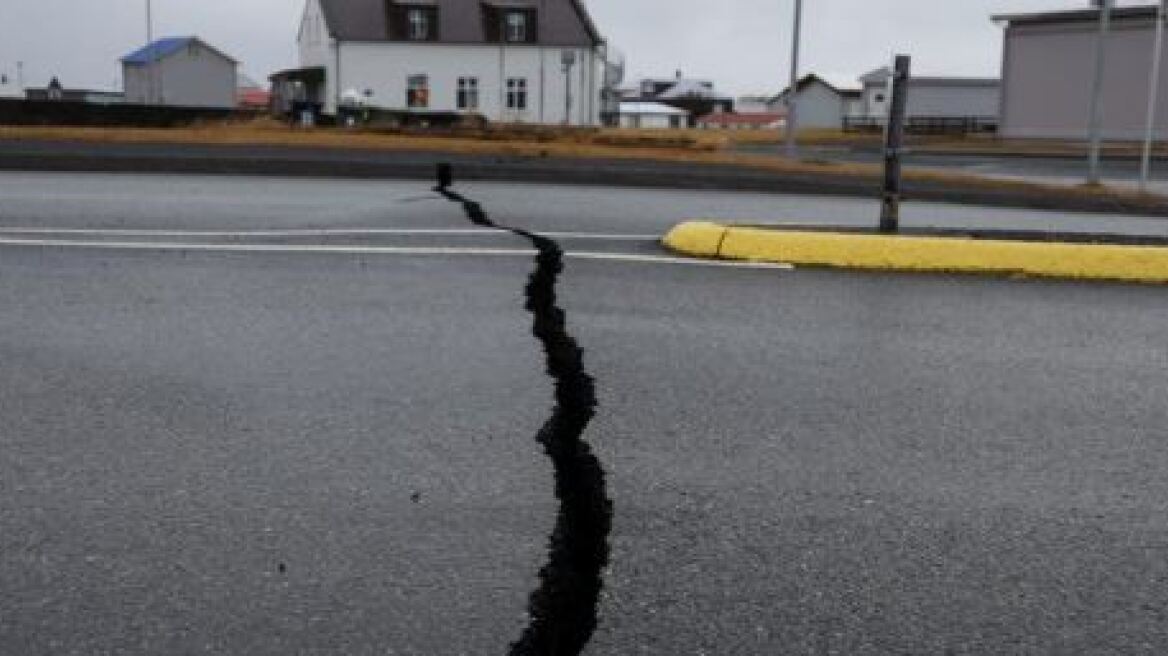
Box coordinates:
[0,1,1148,94]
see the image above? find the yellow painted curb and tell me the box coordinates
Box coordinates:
[658,221,727,258]
[662,222,1168,283]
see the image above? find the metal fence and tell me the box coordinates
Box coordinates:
[843,115,998,135]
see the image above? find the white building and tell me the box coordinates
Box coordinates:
[0,65,21,99]
[618,101,688,129]
[295,0,608,125]
[122,37,238,108]
[857,67,1000,123]
[771,74,862,129]
[996,6,1168,140]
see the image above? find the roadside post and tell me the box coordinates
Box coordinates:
[1087,0,1114,185]
[562,50,576,126]
[879,55,911,234]
[1141,0,1167,192]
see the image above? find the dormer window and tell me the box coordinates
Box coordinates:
[388,2,438,41]
[505,11,528,42]
[408,8,432,40]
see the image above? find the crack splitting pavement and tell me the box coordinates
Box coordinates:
[434,164,613,656]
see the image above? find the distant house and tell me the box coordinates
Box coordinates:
[122,37,238,108]
[287,0,611,125]
[770,74,862,129]
[854,66,1000,130]
[236,73,271,111]
[735,95,776,114]
[618,101,689,129]
[622,74,733,126]
[995,6,1168,140]
[25,77,123,104]
[0,67,20,99]
[697,111,784,130]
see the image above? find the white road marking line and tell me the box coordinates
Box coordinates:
[566,252,792,269]
[0,227,661,241]
[0,237,792,269]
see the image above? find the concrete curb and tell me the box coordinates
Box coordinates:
[662,221,1168,284]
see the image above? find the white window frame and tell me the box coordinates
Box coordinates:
[505,11,527,43]
[506,77,528,111]
[407,74,430,109]
[408,8,431,41]
[457,77,479,111]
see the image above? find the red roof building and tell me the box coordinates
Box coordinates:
[696,112,785,130]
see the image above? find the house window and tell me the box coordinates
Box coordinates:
[408,8,432,40]
[505,12,526,42]
[506,77,527,111]
[457,77,479,110]
[407,75,429,108]
[505,10,529,43]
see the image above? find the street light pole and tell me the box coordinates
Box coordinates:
[562,50,576,126]
[1087,0,1113,185]
[145,0,155,104]
[1141,0,1167,192]
[784,0,803,158]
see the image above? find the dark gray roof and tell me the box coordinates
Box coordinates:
[317,0,600,46]
[992,5,1159,27]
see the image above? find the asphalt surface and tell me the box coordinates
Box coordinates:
[2,172,1168,654]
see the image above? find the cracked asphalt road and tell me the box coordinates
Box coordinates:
[2,172,1168,654]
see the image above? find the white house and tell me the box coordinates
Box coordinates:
[0,65,21,99]
[618,101,688,129]
[771,74,862,129]
[295,0,609,125]
[857,67,1000,123]
[122,37,238,108]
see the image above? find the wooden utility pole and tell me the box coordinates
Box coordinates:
[880,55,911,234]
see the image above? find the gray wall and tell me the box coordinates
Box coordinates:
[1002,17,1168,140]
[124,41,237,108]
[861,79,999,119]
[791,81,846,129]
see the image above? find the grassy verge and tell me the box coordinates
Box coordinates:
[0,121,1162,208]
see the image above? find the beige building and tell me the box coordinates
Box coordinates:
[996,5,1168,140]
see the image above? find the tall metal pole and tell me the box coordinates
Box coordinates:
[880,55,910,234]
[146,0,154,104]
[1141,0,1167,192]
[564,65,572,125]
[784,0,803,158]
[1087,0,1113,185]
[16,61,23,92]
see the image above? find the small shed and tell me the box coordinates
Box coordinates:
[771,74,861,129]
[122,37,238,108]
[618,101,689,129]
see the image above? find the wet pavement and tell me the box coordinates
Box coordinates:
[1,172,1167,654]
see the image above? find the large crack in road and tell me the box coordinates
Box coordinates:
[434,164,613,655]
